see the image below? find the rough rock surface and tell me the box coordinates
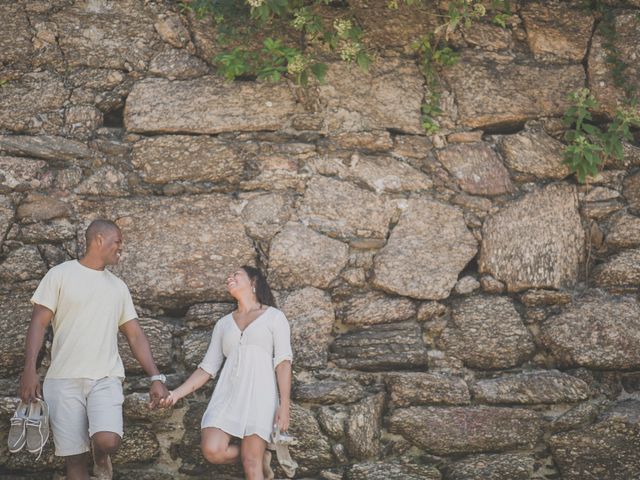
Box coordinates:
[0,246,47,283]
[125,77,298,134]
[294,379,366,405]
[298,176,392,240]
[0,135,92,162]
[279,287,335,369]
[131,135,245,185]
[446,453,535,480]
[606,212,640,249]
[0,156,48,192]
[330,321,428,371]
[443,51,584,129]
[588,11,640,115]
[373,198,477,300]
[497,128,570,180]
[479,184,585,291]
[345,393,385,459]
[624,171,640,213]
[318,58,423,134]
[0,291,33,376]
[0,72,68,134]
[288,404,335,474]
[592,248,640,289]
[385,372,470,407]
[540,294,640,369]
[436,142,514,196]
[0,3,32,67]
[389,406,542,455]
[346,461,441,480]
[336,291,416,327]
[310,154,432,194]
[440,296,535,369]
[521,1,594,62]
[549,400,640,480]
[112,425,160,464]
[268,223,349,290]
[471,370,590,404]
[50,1,158,70]
[76,195,255,307]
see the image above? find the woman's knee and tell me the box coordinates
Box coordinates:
[201,443,227,464]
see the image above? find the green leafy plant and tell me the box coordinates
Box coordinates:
[563,88,640,183]
[410,0,509,133]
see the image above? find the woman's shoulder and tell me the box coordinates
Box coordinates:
[266,306,288,323]
[214,312,233,328]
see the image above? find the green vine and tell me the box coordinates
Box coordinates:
[563,88,640,183]
[179,0,510,132]
[562,2,640,183]
[180,0,369,86]
[413,0,511,133]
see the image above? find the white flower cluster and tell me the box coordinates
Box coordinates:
[339,42,360,62]
[287,54,309,75]
[333,18,352,38]
[473,3,486,17]
[292,12,307,30]
[247,0,265,8]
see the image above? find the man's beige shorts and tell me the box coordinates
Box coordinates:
[43,376,124,457]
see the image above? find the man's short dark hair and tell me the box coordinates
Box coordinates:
[85,219,120,247]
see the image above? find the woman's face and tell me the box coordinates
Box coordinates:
[226,268,253,297]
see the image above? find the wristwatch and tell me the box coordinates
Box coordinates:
[150,374,166,384]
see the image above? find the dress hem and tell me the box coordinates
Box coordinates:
[201,423,270,443]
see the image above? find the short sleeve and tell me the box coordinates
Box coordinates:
[30,268,60,313]
[272,310,293,369]
[119,284,138,326]
[198,318,225,377]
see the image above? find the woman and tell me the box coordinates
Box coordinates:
[161,266,293,480]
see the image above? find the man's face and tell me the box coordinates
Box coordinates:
[99,228,123,265]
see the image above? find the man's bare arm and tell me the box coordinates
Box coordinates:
[19,304,53,402]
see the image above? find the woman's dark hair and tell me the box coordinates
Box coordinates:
[241,265,277,308]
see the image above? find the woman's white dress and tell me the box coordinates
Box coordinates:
[199,306,293,441]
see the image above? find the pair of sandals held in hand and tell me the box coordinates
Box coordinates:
[265,426,298,479]
[8,398,50,460]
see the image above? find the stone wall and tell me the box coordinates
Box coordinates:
[1,1,640,479]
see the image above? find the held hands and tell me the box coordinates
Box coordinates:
[158,390,179,408]
[149,380,170,409]
[274,402,290,432]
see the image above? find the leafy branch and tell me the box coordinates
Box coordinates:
[563,88,640,183]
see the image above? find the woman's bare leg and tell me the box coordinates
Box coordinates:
[240,434,267,480]
[201,427,239,465]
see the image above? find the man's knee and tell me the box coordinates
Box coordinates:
[92,432,121,454]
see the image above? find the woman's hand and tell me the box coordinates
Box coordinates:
[159,390,178,408]
[274,402,290,432]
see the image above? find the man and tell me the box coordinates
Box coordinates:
[19,219,170,480]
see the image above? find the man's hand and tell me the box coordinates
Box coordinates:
[19,369,41,403]
[149,381,169,409]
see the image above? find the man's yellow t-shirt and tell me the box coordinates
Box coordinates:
[31,259,138,379]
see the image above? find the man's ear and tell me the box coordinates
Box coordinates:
[95,233,103,248]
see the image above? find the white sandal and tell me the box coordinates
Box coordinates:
[268,426,298,478]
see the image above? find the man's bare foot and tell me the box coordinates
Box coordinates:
[93,454,112,480]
